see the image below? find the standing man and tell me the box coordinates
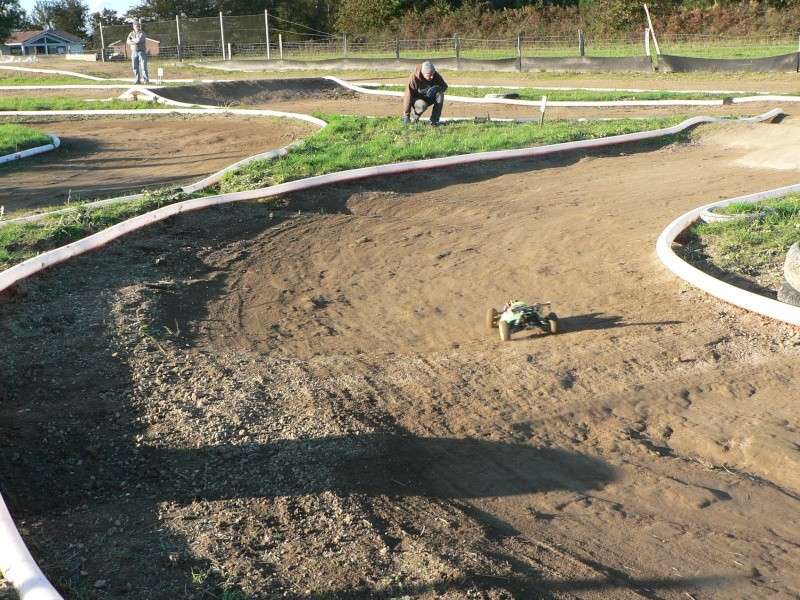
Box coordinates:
[403,60,448,125]
[127,20,149,85]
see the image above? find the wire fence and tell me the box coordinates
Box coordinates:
[91,12,800,62]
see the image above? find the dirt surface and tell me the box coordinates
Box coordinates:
[0,114,317,213]
[1,65,800,600]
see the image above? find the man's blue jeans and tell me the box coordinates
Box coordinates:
[132,51,149,83]
[413,89,445,123]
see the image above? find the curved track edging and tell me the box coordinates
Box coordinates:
[656,185,800,325]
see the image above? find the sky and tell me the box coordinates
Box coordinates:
[19,0,133,19]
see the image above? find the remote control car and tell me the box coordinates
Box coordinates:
[486,300,559,341]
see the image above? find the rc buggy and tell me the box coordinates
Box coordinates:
[486,300,559,341]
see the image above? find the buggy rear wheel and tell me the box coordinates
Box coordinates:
[498,320,511,341]
[486,307,498,328]
[546,312,559,334]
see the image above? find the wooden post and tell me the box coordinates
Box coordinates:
[279,34,283,59]
[176,15,182,61]
[539,95,547,126]
[579,29,585,56]
[99,24,105,62]
[265,10,271,60]
[219,11,226,61]
[643,4,660,55]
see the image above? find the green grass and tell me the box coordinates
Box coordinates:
[0,188,187,267]
[0,114,683,270]
[0,74,113,86]
[0,97,168,111]
[373,84,759,102]
[214,114,684,193]
[679,194,800,287]
[0,123,53,154]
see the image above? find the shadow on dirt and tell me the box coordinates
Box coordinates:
[557,312,683,332]
[136,434,616,502]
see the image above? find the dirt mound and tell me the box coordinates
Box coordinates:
[153,78,358,107]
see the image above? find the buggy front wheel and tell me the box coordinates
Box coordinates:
[546,312,559,334]
[498,320,511,341]
[486,307,498,328]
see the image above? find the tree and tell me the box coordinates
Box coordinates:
[336,0,408,33]
[1,0,28,40]
[89,7,124,28]
[131,0,216,19]
[30,0,89,35]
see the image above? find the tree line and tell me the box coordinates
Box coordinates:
[2,0,799,48]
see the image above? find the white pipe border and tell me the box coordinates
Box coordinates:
[326,76,800,108]
[656,184,800,325]
[0,493,61,600]
[0,107,792,600]
[0,135,60,165]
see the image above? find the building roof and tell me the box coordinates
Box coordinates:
[5,29,86,46]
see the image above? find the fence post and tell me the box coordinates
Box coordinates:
[265,10,271,60]
[578,29,585,56]
[517,35,522,72]
[219,12,226,60]
[99,24,105,61]
[176,15,182,61]
[279,34,283,59]
[454,34,460,59]
[395,36,400,59]
[343,34,347,58]
[643,4,660,55]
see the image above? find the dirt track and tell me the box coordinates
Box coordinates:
[1,71,799,600]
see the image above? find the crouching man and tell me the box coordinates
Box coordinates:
[403,60,448,125]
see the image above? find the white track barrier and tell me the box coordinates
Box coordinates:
[326,76,800,108]
[0,135,60,165]
[0,493,62,599]
[657,184,800,325]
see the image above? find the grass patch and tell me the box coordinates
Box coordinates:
[0,97,166,111]
[0,123,53,155]
[214,114,684,192]
[0,74,113,86]
[678,194,800,289]
[0,187,188,268]
[373,84,758,102]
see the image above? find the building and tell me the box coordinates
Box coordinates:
[1,29,87,56]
